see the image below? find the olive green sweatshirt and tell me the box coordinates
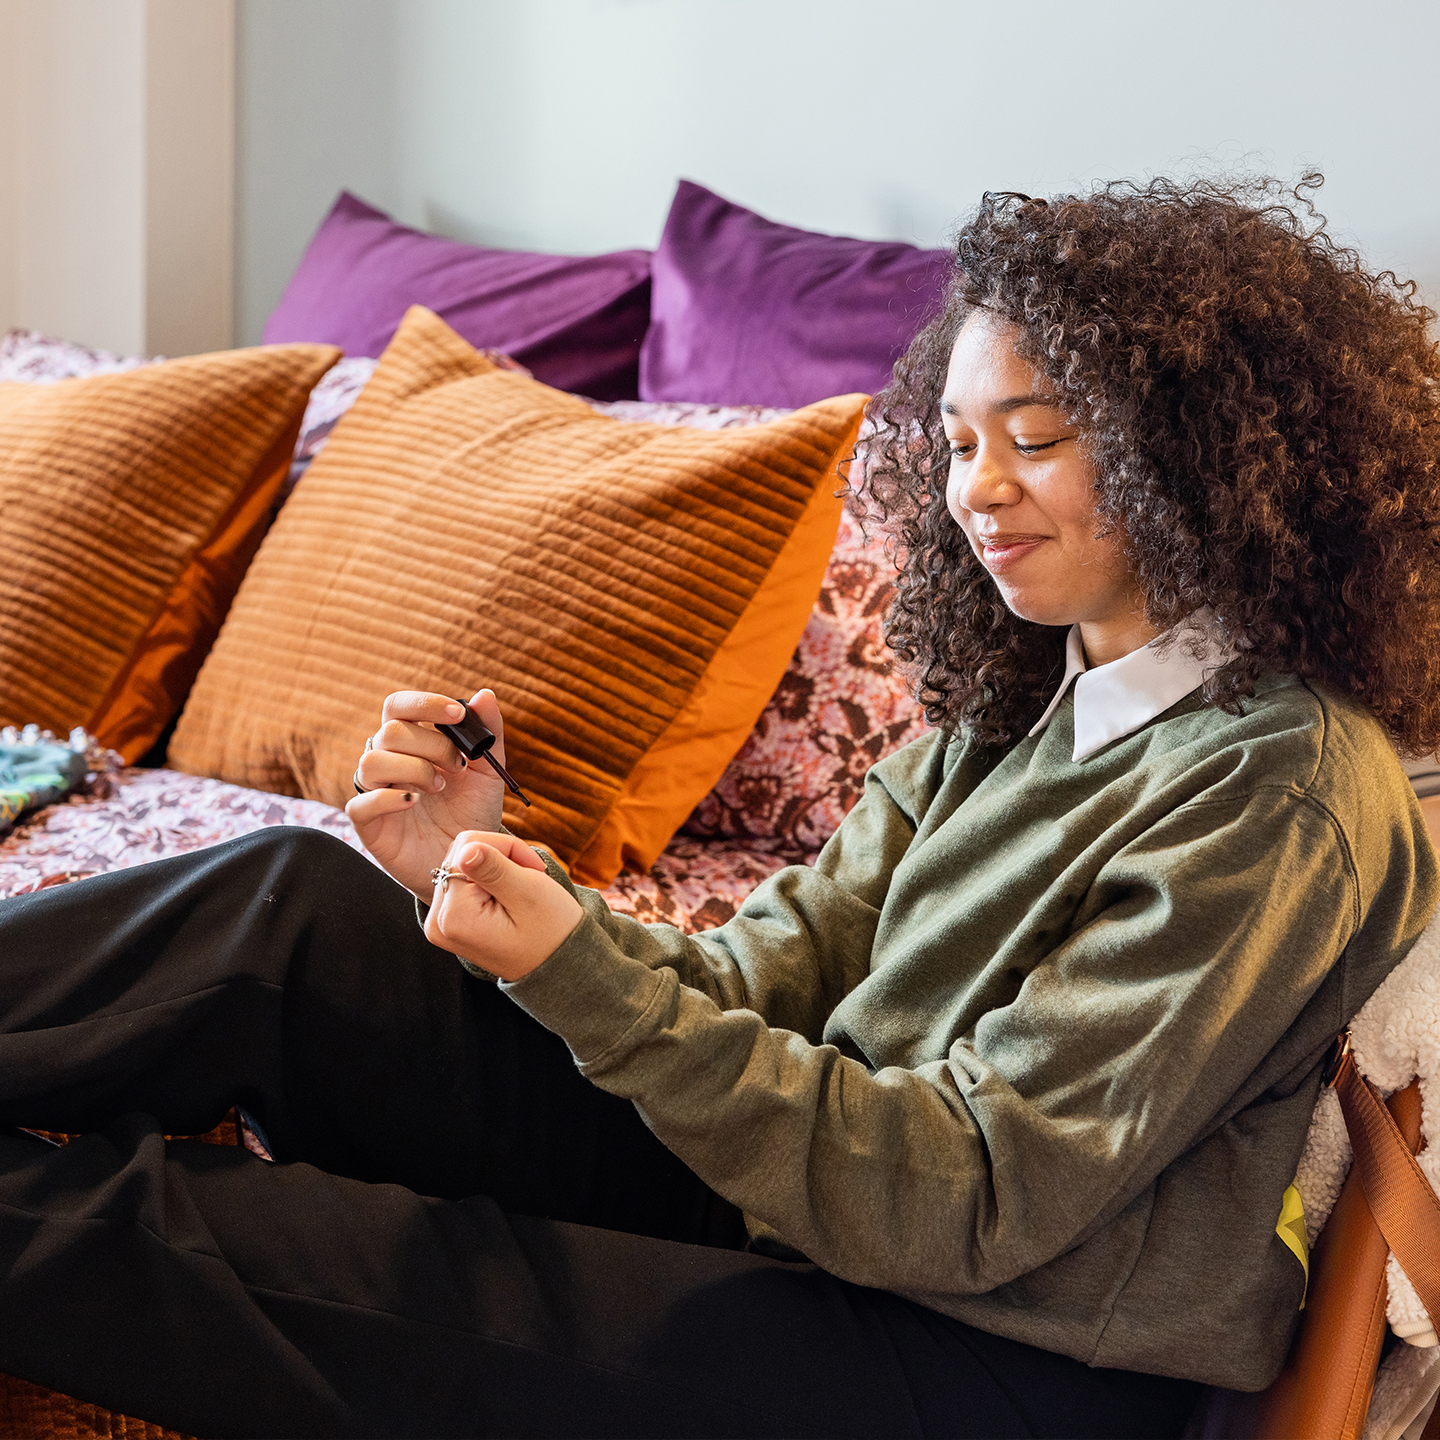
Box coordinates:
[498,673,1436,1391]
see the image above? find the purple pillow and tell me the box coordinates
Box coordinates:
[639,180,950,407]
[263,192,653,400]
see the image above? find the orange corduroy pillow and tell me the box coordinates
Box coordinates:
[0,342,339,761]
[169,306,866,885]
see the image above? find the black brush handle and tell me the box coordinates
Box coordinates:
[436,701,531,807]
[435,703,496,762]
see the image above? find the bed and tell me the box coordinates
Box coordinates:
[0,181,941,1437]
[1,180,1436,1440]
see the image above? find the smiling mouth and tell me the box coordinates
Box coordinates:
[976,535,1047,574]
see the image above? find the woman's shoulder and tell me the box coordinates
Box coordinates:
[860,723,1003,826]
[1210,674,1411,803]
[1151,672,1402,793]
[1167,673,1432,894]
[1277,678,1432,879]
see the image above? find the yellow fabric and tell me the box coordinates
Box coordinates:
[1276,1182,1310,1309]
[0,344,338,760]
[170,306,867,885]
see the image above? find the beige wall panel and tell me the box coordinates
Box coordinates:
[145,0,235,356]
[0,0,234,357]
[0,1,18,333]
[11,0,145,354]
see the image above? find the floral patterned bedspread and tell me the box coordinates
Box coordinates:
[0,760,810,934]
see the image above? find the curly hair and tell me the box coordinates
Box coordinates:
[859,174,1440,756]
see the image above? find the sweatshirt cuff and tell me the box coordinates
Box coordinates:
[501,911,671,1067]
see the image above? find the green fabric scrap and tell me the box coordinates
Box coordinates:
[0,742,87,835]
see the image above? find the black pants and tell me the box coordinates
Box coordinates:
[0,827,1199,1439]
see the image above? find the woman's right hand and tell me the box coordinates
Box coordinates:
[344,689,509,901]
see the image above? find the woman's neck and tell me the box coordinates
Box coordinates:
[1077,611,1164,668]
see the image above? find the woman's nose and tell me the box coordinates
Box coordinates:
[948,447,1019,519]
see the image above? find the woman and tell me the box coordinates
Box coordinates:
[1,175,1438,1440]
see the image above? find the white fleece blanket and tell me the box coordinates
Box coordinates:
[1289,906,1440,1440]
[1293,907,1440,1346]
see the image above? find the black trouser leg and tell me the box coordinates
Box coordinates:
[0,826,739,1241]
[0,1120,1197,1440]
[0,828,1201,1439]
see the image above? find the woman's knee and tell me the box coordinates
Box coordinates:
[213,826,383,902]
[224,824,367,869]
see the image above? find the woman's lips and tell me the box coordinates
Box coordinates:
[976,535,1047,574]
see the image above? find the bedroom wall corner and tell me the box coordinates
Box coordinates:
[144,0,236,358]
[0,0,234,357]
[0,0,18,336]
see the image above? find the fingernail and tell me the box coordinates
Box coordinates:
[460,842,484,866]
[432,776,445,791]
[403,793,414,803]
[446,702,464,719]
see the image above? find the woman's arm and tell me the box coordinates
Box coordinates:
[424,738,934,1040]
[491,786,1363,1298]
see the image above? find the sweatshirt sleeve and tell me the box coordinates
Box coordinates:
[501,782,1365,1300]
[508,731,942,1040]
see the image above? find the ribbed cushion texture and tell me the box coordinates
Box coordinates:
[0,1373,192,1439]
[0,344,339,760]
[169,306,866,884]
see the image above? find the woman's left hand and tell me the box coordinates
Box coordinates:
[424,831,583,982]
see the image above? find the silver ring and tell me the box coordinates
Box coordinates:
[430,864,465,895]
[354,734,378,792]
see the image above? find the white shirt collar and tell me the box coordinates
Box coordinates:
[1028,612,1233,761]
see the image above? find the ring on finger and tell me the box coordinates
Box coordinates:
[430,864,466,895]
[354,733,376,792]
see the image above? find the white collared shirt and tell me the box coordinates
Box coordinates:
[1029,615,1233,761]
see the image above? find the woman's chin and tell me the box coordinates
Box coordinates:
[994,588,1077,630]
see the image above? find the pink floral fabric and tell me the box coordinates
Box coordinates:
[0,765,364,897]
[682,505,928,849]
[600,834,804,930]
[0,329,158,381]
[0,761,796,934]
[283,355,377,492]
[587,398,793,430]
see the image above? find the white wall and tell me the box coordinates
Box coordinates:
[146,0,234,358]
[234,0,398,349]
[0,0,233,356]
[0,1,18,335]
[235,0,1440,346]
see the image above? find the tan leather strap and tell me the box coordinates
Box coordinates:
[1244,1069,1421,1440]
[1330,1036,1440,1325]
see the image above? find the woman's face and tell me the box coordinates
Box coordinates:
[941,311,1158,666]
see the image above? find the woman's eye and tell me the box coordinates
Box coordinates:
[948,443,973,458]
[1016,439,1062,454]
